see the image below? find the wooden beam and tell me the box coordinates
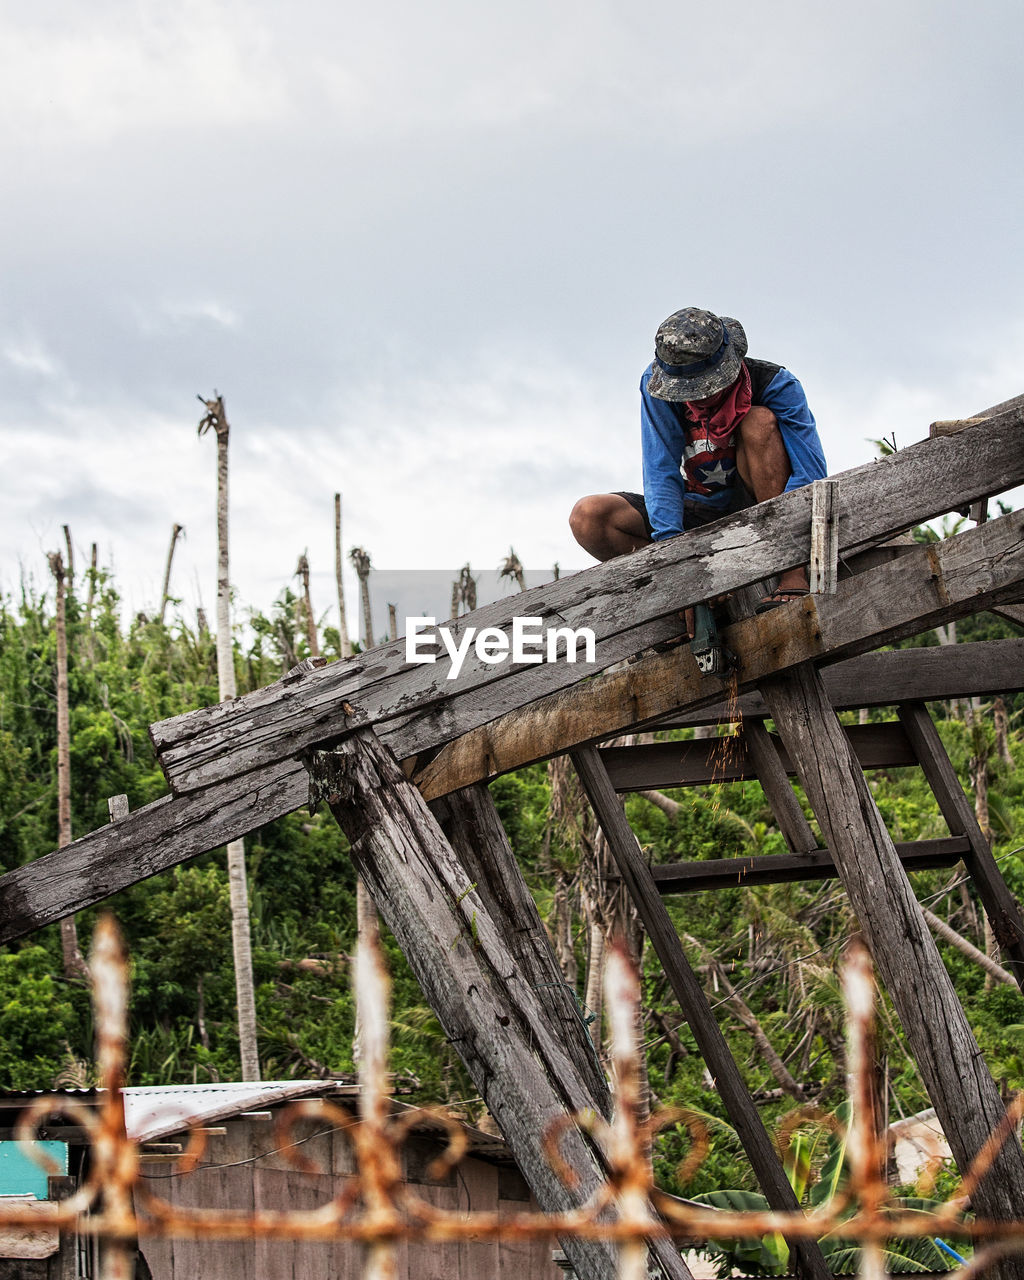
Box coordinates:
[570,746,833,1280]
[739,719,817,853]
[760,664,1024,1271]
[3,518,1023,947]
[430,784,610,1114]
[305,732,690,1280]
[661,637,1024,728]
[151,406,1024,799]
[413,512,1024,799]
[0,765,305,945]
[898,702,1024,988]
[650,837,969,894]
[598,722,919,792]
[808,478,839,595]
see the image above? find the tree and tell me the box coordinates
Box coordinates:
[197,393,260,1081]
[333,494,354,659]
[47,551,87,981]
[349,546,373,648]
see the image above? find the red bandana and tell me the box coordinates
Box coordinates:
[681,364,752,447]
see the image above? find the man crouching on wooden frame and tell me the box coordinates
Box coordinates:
[569,307,827,614]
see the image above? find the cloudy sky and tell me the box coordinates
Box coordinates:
[2,0,1021,630]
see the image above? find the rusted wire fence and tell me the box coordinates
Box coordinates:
[4,916,1024,1279]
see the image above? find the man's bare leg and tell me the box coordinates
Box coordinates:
[735,407,809,598]
[569,494,651,562]
[569,495,696,638]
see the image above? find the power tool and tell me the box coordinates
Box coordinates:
[690,602,733,677]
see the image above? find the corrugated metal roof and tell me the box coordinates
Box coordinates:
[0,1085,516,1159]
[121,1080,354,1144]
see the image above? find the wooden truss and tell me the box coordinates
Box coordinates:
[4,401,1024,1278]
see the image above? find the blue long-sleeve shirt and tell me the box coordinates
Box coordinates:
[640,361,827,541]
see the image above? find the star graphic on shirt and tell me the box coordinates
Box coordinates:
[697,460,733,488]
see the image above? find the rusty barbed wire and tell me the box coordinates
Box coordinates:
[3,917,1024,1277]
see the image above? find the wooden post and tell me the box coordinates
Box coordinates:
[898,701,1024,987]
[569,746,833,1280]
[739,720,817,853]
[808,478,839,595]
[305,731,691,1280]
[430,784,611,1115]
[761,664,1024,1272]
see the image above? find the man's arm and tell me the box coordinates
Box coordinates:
[762,368,827,490]
[640,366,687,540]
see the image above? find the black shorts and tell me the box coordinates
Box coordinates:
[614,485,753,539]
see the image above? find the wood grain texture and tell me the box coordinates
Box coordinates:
[4,519,1023,946]
[414,511,1024,799]
[308,731,691,1280]
[598,722,918,791]
[762,664,1024,1272]
[650,837,969,894]
[152,407,1024,798]
[659,637,1024,727]
[431,784,611,1115]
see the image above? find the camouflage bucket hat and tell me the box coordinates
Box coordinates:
[647,307,748,402]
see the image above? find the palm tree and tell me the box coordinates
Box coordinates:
[333,494,354,659]
[295,551,320,657]
[349,546,373,648]
[197,393,260,1081]
[47,551,87,981]
[498,546,527,592]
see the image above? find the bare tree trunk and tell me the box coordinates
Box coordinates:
[934,620,964,719]
[969,724,999,987]
[296,552,320,657]
[47,552,87,980]
[159,523,184,627]
[333,494,354,659]
[84,542,98,663]
[350,547,373,648]
[387,603,398,642]
[197,394,260,1081]
[995,696,1014,766]
[923,907,1016,986]
[196,606,209,638]
[639,789,680,819]
[62,525,74,589]
[582,921,605,1055]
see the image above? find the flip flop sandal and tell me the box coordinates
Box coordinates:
[755,587,810,614]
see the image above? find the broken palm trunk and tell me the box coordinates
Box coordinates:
[304,730,691,1280]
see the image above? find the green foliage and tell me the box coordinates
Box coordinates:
[1,548,1024,1228]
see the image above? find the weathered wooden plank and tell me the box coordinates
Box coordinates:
[660,637,1024,727]
[650,837,969,894]
[4,520,1023,947]
[739,719,818,853]
[430,784,610,1115]
[0,765,305,945]
[306,731,691,1280]
[898,702,1024,988]
[599,722,919,791]
[152,406,1024,798]
[570,745,833,1280]
[413,512,1024,799]
[808,478,839,594]
[761,664,1024,1276]
[992,601,1024,629]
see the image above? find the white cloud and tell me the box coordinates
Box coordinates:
[3,337,62,378]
